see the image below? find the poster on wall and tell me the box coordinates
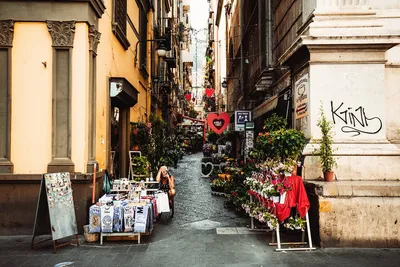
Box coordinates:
[294,73,309,120]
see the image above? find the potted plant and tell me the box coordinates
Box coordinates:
[314,104,337,182]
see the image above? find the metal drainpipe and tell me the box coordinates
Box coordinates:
[267,0,273,67]
[240,0,245,109]
[179,0,183,107]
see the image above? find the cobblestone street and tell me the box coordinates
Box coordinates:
[0,153,399,267]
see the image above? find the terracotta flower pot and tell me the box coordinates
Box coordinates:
[324,171,335,182]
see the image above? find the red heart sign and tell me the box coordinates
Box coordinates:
[205,88,214,97]
[184,93,191,101]
[207,112,230,135]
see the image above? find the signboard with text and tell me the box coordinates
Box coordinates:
[294,73,309,119]
[244,130,254,162]
[234,110,252,131]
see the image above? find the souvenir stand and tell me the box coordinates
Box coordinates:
[245,171,315,251]
[88,177,170,245]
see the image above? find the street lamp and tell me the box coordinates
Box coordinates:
[221,77,241,113]
[134,38,170,66]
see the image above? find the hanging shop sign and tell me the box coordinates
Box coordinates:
[205,88,215,97]
[244,130,254,161]
[184,93,192,101]
[294,73,309,119]
[234,110,252,131]
[207,112,230,135]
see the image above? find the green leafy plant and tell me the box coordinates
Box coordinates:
[188,108,198,118]
[263,113,287,132]
[131,156,150,179]
[148,114,168,170]
[314,104,337,172]
[130,122,152,155]
[253,115,306,162]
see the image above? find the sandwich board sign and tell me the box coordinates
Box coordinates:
[31,172,79,253]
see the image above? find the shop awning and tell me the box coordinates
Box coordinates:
[109,77,139,108]
[253,95,278,119]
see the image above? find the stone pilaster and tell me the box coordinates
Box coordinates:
[0,20,14,173]
[87,25,101,173]
[47,21,76,173]
[0,20,14,46]
[88,25,101,54]
[47,20,75,47]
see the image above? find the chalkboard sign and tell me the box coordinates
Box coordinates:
[32,172,79,253]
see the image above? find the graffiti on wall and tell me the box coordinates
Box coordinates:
[330,101,382,136]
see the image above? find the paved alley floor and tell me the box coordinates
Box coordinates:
[1,153,399,267]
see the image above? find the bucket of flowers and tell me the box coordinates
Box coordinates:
[210,179,226,193]
[283,215,307,231]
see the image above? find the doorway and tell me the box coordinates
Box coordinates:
[110,106,130,179]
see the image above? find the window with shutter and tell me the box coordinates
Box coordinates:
[139,1,149,78]
[112,0,130,49]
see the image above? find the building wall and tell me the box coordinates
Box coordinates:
[72,23,90,173]
[11,21,91,174]
[11,22,53,174]
[385,44,400,142]
[96,0,153,169]
[273,0,302,62]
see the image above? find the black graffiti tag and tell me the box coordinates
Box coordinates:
[330,101,382,136]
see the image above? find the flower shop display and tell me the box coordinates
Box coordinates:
[210,179,227,193]
[244,167,309,230]
[202,143,214,157]
[243,114,310,231]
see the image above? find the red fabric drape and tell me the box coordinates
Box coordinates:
[249,175,310,222]
[275,175,310,222]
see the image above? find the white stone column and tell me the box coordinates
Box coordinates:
[301,8,400,181]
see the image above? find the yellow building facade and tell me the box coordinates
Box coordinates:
[0,0,156,177]
[0,0,165,234]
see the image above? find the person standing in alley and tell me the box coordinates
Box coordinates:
[156,166,176,217]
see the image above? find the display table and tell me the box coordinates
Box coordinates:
[88,180,169,245]
[100,232,141,245]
